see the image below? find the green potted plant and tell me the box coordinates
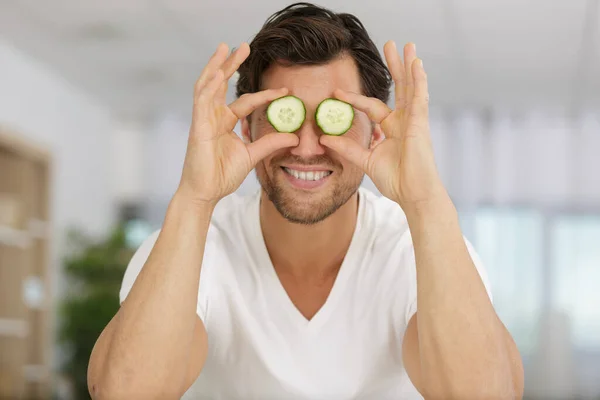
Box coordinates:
[58,225,135,399]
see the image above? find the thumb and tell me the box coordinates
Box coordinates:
[246,133,300,166]
[319,135,370,172]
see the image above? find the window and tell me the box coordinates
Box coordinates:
[551,215,600,350]
[462,208,544,355]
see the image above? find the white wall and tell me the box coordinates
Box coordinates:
[0,37,116,308]
[111,119,146,204]
[0,37,116,236]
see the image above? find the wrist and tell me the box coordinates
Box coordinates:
[171,188,217,219]
[402,194,458,226]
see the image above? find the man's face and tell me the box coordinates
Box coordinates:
[244,56,378,224]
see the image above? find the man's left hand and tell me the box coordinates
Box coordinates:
[320,42,448,215]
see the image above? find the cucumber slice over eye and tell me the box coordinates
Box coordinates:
[315,98,354,135]
[267,95,306,133]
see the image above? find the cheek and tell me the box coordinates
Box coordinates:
[259,149,287,176]
[342,123,371,147]
[254,159,270,184]
[331,125,370,175]
[251,116,277,140]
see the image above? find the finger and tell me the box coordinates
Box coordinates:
[404,43,417,108]
[221,43,250,80]
[383,41,407,110]
[410,58,429,124]
[194,43,229,95]
[333,89,392,123]
[246,132,300,166]
[197,69,224,103]
[228,88,289,120]
[216,43,251,103]
[319,135,371,172]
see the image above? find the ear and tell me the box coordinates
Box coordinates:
[369,123,385,149]
[241,117,252,144]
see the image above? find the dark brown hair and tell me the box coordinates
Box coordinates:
[235,2,391,104]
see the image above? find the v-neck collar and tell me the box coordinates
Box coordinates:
[249,189,369,334]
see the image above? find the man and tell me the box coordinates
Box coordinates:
[88,3,524,399]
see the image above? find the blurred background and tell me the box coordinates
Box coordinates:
[0,0,599,399]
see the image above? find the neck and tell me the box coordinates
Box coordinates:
[259,191,359,279]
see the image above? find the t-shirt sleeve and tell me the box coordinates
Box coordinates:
[404,236,493,325]
[119,229,213,322]
[119,229,160,304]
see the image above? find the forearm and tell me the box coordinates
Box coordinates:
[88,191,213,399]
[405,196,522,399]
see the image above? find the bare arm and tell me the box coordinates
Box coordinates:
[87,194,213,400]
[87,41,298,400]
[319,41,524,400]
[401,198,524,399]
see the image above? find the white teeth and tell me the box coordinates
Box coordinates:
[284,168,331,181]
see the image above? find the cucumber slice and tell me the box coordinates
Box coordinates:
[267,95,306,133]
[315,98,354,135]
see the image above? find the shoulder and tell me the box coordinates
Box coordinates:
[357,188,493,317]
[207,190,259,238]
[355,188,416,296]
[358,187,412,250]
[119,190,259,303]
[359,188,487,267]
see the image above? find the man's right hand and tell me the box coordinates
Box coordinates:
[88,43,298,400]
[177,42,299,206]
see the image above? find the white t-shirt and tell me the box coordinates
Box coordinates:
[120,187,492,400]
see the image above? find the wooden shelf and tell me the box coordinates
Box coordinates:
[23,365,47,382]
[0,225,31,248]
[0,220,49,248]
[0,318,29,338]
[1,128,52,399]
[28,219,48,239]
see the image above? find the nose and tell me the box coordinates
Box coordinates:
[289,120,326,158]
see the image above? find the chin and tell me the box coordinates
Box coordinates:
[274,196,338,225]
[258,167,362,225]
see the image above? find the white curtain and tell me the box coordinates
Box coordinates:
[430,107,600,399]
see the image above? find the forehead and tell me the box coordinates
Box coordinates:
[260,56,362,105]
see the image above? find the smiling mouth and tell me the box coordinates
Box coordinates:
[281,167,333,181]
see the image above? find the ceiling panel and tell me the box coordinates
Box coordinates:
[12,0,162,39]
[455,0,587,63]
[0,0,597,117]
[454,0,588,104]
[160,0,453,59]
[0,0,207,116]
[5,0,202,64]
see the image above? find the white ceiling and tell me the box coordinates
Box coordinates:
[0,0,598,120]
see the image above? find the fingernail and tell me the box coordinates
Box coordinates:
[419,59,424,68]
